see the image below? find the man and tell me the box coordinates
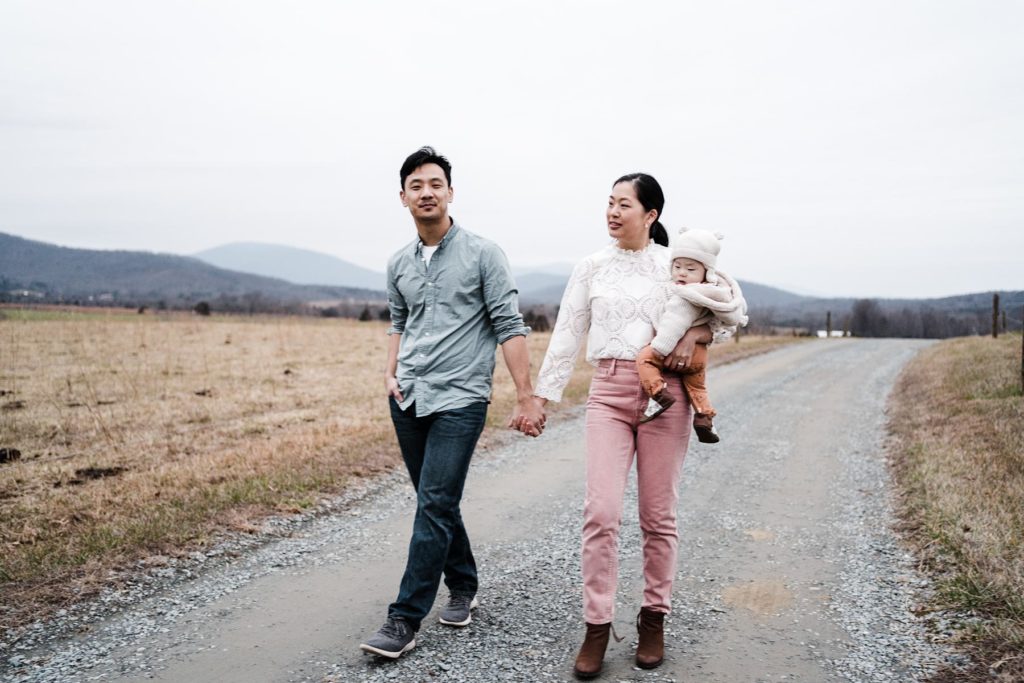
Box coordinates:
[359,146,545,659]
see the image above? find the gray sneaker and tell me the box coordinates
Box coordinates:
[438,593,479,627]
[359,617,416,658]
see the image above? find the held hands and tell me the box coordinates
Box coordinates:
[388,373,546,436]
[508,396,547,438]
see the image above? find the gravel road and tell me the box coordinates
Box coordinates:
[1,339,967,682]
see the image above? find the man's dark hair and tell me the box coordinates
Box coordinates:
[400,146,452,189]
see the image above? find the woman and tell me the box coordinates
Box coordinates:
[529,173,732,679]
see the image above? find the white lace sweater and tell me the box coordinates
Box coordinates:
[534,242,734,402]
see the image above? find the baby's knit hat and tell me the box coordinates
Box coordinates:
[670,227,724,284]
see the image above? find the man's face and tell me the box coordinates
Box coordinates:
[400,163,453,222]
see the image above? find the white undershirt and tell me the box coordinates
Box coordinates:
[421,244,439,265]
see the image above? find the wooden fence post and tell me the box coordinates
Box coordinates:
[826,311,832,339]
[993,293,999,338]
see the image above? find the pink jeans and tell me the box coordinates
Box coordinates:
[582,358,691,623]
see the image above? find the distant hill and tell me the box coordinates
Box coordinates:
[0,232,384,308]
[516,269,810,311]
[3,231,1017,335]
[194,242,386,290]
[754,290,1023,337]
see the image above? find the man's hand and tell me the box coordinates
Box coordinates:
[663,324,712,371]
[385,375,404,403]
[508,396,547,437]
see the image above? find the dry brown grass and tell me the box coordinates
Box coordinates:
[888,334,1024,681]
[0,310,796,631]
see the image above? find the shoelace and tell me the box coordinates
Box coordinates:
[380,619,409,639]
[449,595,473,609]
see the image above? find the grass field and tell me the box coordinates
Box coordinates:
[0,310,798,630]
[888,334,1024,681]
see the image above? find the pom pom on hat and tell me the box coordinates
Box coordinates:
[670,227,724,284]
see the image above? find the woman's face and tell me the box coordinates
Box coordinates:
[607,181,656,249]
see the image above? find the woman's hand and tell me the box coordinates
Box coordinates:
[663,324,712,371]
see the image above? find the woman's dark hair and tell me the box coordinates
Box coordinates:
[613,172,668,246]
[400,146,452,189]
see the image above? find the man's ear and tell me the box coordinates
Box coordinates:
[448,186,454,203]
[399,189,408,207]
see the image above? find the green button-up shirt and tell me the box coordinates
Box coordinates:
[386,221,529,416]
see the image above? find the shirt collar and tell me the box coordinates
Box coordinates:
[414,219,460,255]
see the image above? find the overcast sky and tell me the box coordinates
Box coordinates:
[1,1,1021,298]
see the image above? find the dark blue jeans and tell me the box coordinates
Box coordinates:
[387,398,488,630]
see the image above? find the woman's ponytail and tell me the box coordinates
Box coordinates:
[649,220,668,247]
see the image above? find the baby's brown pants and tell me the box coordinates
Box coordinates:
[636,343,715,417]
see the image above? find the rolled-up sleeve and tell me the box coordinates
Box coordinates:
[480,244,529,344]
[386,258,408,336]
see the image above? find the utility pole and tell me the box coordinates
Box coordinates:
[993,293,1000,338]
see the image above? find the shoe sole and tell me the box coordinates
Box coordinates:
[438,596,479,626]
[573,666,601,680]
[694,428,720,443]
[636,657,664,669]
[359,639,416,658]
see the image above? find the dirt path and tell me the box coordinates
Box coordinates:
[6,339,953,682]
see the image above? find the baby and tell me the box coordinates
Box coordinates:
[636,228,748,443]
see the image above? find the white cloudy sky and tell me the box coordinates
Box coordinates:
[1,0,1021,298]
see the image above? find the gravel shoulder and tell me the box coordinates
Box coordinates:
[2,339,963,682]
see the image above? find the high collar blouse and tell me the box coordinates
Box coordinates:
[534,241,732,402]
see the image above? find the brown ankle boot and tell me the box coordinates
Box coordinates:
[635,607,665,669]
[573,622,611,679]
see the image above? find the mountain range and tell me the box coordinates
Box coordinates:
[194,242,387,291]
[0,232,381,307]
[2,232,1019,335]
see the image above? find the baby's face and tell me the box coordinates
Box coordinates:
[671,257,706,285]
